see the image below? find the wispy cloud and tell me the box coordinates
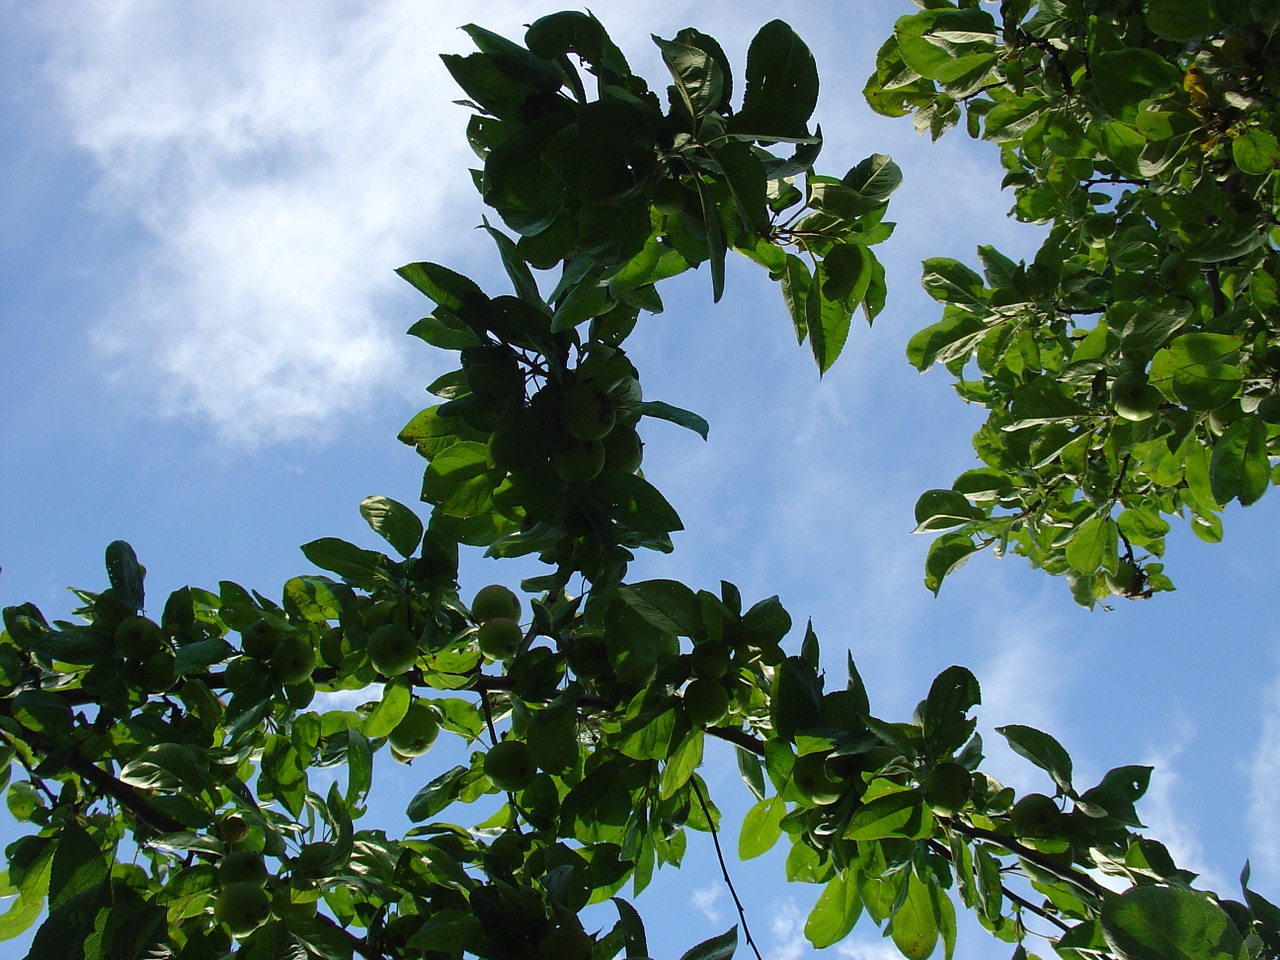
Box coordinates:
[692,883,724,924]
[768,898,810,960]
[1248,661,1280,888]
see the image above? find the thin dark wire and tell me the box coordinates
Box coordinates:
[690,775,764,960]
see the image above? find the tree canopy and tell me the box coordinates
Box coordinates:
[1,3,1278,960]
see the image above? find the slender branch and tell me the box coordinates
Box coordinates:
[927,838,1072,935]
[690,776,764,960]
[705,725,765,756]
[949,820,1110,901]
[60,751,187,835]
[479,689,499,745]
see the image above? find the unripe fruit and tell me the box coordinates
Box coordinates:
[217,816,249,844]
[683,678,730,726]
[219,850,269,888]
[560,384,616,441]
[1010,792,1066,839]
[690,642,731,680]
[1258,396,1280,424]
[367,623,418,677]
[477,617,523,661]
[240,618,280,660]
[792,752,844,806]
[485,740,536,792]
[1105,561,1143,596]
[214,881,272,937]
[388,700,440,758]
[1110,371,1161,422]
[551,440,606,483]
[139,649,177,693]
[602,424,643,473]
[319,626,346,668]
[652,179,691,216]
[472,584,522,624]
[464,349,523,402]
[114,615,165,658]
[270,634,316,685]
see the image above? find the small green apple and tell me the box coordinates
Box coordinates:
[1110,371,1161,421]
[551,440,606,483]
[138,649,177,693]
[690,641,731,680]
[792,752,844,806]
[239,618,281,660]
[217,816,249,844]
[683,678,730,726]
[485,739,536,792]
[114,615,165,658]
[214,881,272,938]
[478,617,523,661]
[270,634,317,685]
[366,623,418,677]
[603,424,643,473]
[1010,792,1066,840]
[1105,561,1143,596]
[388,700,440,757]
[472,584,522,624]
[219,850,269,888]
[560,383,616,441]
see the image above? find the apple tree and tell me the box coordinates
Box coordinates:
[1,6,1278,960]
[867,0,1280,606]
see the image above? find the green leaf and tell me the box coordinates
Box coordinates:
[1146,0,1220,42]
[845,789,933,841]
[406,766,469,821]
[48,822,107,914]
[843,153,902,203]
[805,873,862,948]
[923,533,978,596]
[913,489,983,533]
[618,580,701,636]
[660,729,704,800]
[527,702,580,774]
[611,896,649,959]
[1092,49,1183,121]
[105,540,144,612]
[362,679,411,739]
[1210,417,1270,507]
[1232,127,1279,176]
[1162,333,1243,411]
[805,267,855,375]
[678,925,738,960]
[634,400,709,440]
[996,724,1073,793]
[730,20,818,141]
[359,496,424,559]
[892,872,940,960]
[1065,516,1117,576]
[396,262,485,311]
[905,309,988,371]
[738,797,785,860]
[1101,885,1248,960]
[923,665,980,757]
[654,36,724,125]
[300,538,396,591]
[921,258,987,311]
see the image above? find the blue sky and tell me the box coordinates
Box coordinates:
[3,2,1279,958]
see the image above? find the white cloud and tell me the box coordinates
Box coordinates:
[692,883,724,924]
[836,939,902,960]
[1134,712,1227,893]
[1248,662,1280,887]
[768,898,810,960]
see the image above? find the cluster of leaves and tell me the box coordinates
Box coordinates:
[1,9,1278,960]
[867,0,1280,605]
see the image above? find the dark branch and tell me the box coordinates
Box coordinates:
[690,776,764,960]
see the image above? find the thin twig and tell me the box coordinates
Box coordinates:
[690,776,764,960]
[949,821,1110,901]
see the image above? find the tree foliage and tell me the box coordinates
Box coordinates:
[869,0,1280,605]
[1,4,1278,960]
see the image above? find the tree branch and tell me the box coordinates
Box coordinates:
[690,776,764,960]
